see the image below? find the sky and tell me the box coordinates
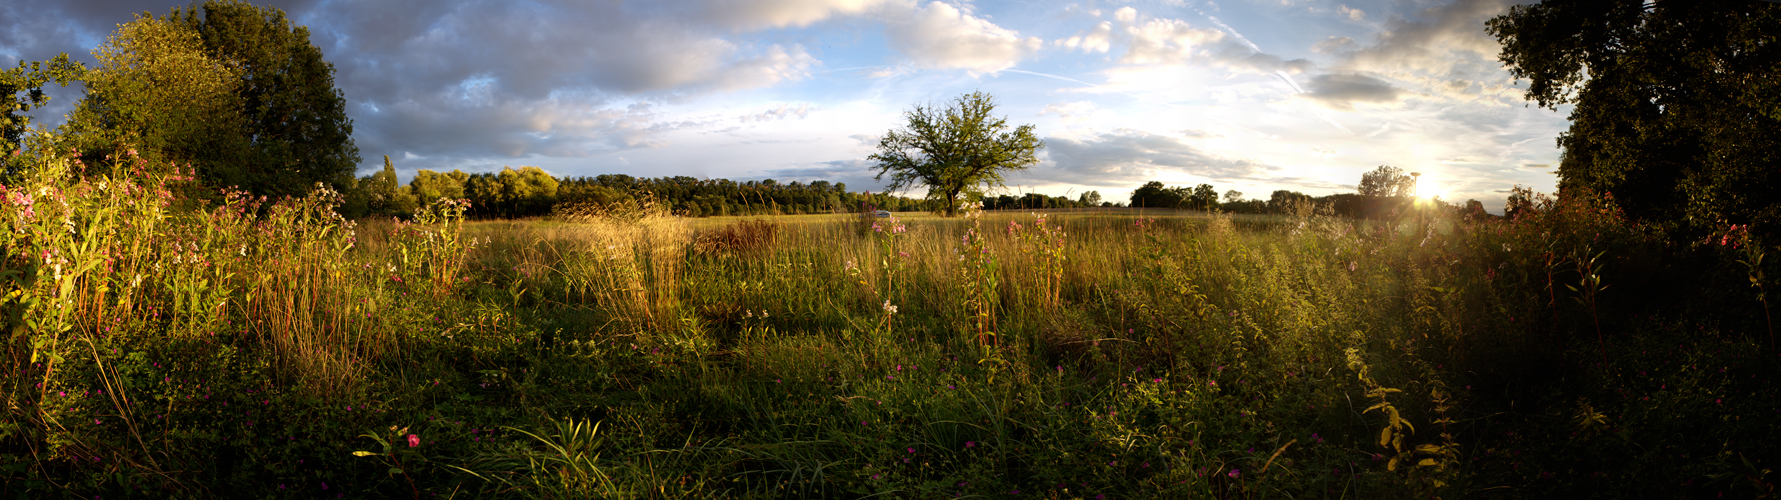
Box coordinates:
[2,0,1571,211]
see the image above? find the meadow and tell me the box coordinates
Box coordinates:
[2,152,1777,499]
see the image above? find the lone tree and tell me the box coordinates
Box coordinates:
[869,91,1043,217]
[1358,165,1415,197]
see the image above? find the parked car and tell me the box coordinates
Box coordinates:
[875,210,891,218]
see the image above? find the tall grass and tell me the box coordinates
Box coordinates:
[3,147,1776,498]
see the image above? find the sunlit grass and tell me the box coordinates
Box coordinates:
[3,149,1776,498]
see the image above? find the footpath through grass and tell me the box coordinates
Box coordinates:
[1,152,1777,498]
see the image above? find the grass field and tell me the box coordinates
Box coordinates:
[2,157,1777,498]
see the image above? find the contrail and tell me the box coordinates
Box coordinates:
[1002,69,1180,109]
[1201,13,1262,53]
[1190,2,1349,134]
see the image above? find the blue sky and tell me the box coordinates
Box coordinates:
[3,0,1567,210]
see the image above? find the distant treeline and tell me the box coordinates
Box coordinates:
[344,158,1119,219]
[344,159,1483,220]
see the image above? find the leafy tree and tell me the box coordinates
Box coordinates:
[1488,1,1781,233]
[2,54,84,177]
[1079,190,1102,206]
[1358,165,1415,197]
[1130,181,1182,208]
[1224,190,1243,204]
[361,155,415,214]
[869,91,1043,217]
[175,0,358,196]
[1190,184,1218,210]
[63,14,250,184]
[464,173,509,217]
[500,166,559,214]
[409,169,466,202]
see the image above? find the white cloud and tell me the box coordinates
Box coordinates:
[741,103,815,122]
[880,1,1043,73]
[1122,18,1226,64]
[1039,101,1102,125]
[701,0,897,30]
[1302,73,1406,110]
[1333,0,1520,102]
[1055,5,1310,78]
[1311,35,1356,54]
[1056,21,1114,53]
[1043,128,1271,186]
[1337,4,1365,21]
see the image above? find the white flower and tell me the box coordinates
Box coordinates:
[882,300,898,315]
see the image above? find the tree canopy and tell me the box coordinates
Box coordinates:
[1358,165,1416,198]
[1,55,84,177]
[65,13,250,184]
[63,0,357,197]
[1488,1,1781,234]
[868,91,1043,217]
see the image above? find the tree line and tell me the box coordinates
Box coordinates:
[345,157,946,219]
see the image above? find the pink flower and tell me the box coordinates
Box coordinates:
[407,434,420,447]
[1228,468,1240,479]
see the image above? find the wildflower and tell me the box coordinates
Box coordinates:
[882,300,898,315]
[965,441,975,448]
[844,260,856,271]
[1347,261,1357,272]
[1228,469,1240,479]
[408,434,420,447]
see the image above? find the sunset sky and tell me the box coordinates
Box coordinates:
[3,0,1568,210]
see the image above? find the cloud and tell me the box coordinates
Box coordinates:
[1055,20,1114,53]
[880,1,1042,73]
[1311,36,1357,54]
[1337,4,1366,22]
[1055,6,1309,77]
[1302,73,1406,110]
[740,103,814,122]
[1042,128,1270,186]
[1332,0,1520,102]
[1039,101,1100,124]
[695,0,896,30]
[298,0,825,171]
